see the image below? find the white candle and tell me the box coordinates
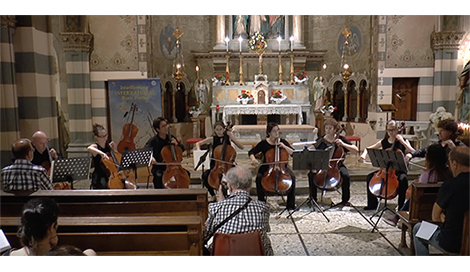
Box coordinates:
[238,36,243,52]
[225,37,229,52]
[290,36,294,52]
[277,36,282,52]
[196,65,199,80]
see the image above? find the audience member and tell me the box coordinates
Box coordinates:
[1,138,53,191]
[413,146,470,255]
[204,166,273,255]
[31,131,58,170]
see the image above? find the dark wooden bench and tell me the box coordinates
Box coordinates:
[461,211,469,256]
[396,182,441,255]
[1,215,203,255]
[0,188,208,221]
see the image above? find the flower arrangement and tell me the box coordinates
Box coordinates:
[270,90,286,104]
[248,32,267,52]
[429,106,453,130]
[320,96,337,115]
[187,101,201,116]
[237,90,253,104]
[213,71,229,83]
[294,69,308,83]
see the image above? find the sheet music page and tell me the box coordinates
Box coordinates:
[415,221,439,240]
[0,229,12,252]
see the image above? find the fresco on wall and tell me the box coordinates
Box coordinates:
[385,15,435,68]
[89,16,139,71]
[160,25,177,60]
[337,25,362,57]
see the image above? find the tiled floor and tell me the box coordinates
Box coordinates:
[74,152,427,256]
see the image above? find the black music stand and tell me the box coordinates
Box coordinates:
[289,146,331,222]
[195,147,211,188]
[50,157,91,190]
[367,148,408,232]
[121,148,153,189]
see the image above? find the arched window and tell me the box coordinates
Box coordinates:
[333,81,344,121]
[164,82,173,121]
[348,80,357,121]
[359,80,368,122]
[175,83,186,122]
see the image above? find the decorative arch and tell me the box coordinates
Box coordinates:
[161,76,192,123]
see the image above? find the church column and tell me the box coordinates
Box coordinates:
[355,86,361,122]
[59,17,94,157]
[342,86,349,121]
[0,16,20,167]
[430,18,464,115]
[214,15,226,50]
[292,15,305,49]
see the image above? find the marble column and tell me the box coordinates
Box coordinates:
[59,29,94,157]
[342,86,349,121]
[431,30,464,115]
[214,15,226,50]
[355,87,361,122]
[0,15,20,166]
[292,15,305,49]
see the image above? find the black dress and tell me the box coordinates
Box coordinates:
[248,139,296,210]
[307,135,352,204]
[91,143,111,189]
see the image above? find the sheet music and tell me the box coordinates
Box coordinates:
[415,221,439,240]
[0,229,11,253]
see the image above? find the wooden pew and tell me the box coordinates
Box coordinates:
[1,216,202,256]
[0,188,208,221]
[396,182,441,255]
[461,211,469,256]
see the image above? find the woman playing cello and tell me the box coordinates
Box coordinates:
[195,121,244,201]
[248,122,296,210]
[359,120,415,210]
[145,117,188,189]
[308,118,358,207]
[87,124,115,189]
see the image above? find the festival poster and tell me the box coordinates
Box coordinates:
[107,79,162,153]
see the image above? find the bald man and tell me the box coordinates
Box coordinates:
[31,131,58,169]
[1,138,53,191]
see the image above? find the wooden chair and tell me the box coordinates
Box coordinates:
[211,230,264,256]
[461,210,469,256]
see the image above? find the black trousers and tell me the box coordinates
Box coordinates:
[365,170,408,209]
[307,165,351,203]
[255,167,296,210]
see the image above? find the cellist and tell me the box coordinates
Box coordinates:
[145,117,187,189]
[358,120,415,210]
[308,118,358,207]
[87,123,115,189]
[195,121,244,201]
[248,122,296,211]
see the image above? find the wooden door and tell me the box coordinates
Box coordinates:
[392,78,418,121]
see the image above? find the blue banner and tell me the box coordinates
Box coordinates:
[108,79,162,153]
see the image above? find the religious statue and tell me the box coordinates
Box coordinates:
[194,79,210,114]
[458,60,470,122]
[233,15,248,39]
[249,15,268,36]
[313,76,326,111]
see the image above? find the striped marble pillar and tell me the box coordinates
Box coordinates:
[59,32,93,157]
[0,16,20,167]
[431,31,464,114]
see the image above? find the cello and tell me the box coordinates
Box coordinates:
[208,123,237,191]
[117,103,138,154]
[313,125,345,190]
[100,142,136,189]
[261,137,292,194]
[367,125,406,199]
[161,130,190,189]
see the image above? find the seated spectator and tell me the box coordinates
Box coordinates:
[1,138,53,191]
[413,146,470,255]
[204,165,273,255]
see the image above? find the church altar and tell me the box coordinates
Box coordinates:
[222,104,303,125]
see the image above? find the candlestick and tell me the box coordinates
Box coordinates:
[290,36,294,52]
[238,36,242,53]
[225,37,229,52]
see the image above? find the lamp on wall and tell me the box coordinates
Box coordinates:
[172,26,185,82]
[342,63,351,82]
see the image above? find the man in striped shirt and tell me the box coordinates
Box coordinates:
[1,138,53,191]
